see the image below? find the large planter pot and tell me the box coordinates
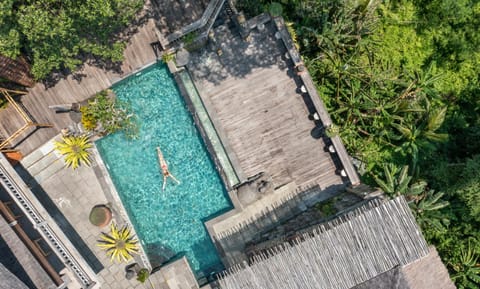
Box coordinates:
[89,205,112,227]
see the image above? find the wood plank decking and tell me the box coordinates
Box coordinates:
[0,13,159,156]
[187,21,344,191]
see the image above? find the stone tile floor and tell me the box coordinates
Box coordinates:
[19,136,175,289]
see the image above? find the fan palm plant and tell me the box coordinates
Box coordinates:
[97,222,139,263]
[54,135,92,170]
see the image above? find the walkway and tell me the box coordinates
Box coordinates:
[186,16,348,266]
[187,20,344,193]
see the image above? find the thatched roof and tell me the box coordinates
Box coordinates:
[216,196,449,289]
[402,246,456,289]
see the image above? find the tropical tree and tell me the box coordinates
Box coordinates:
[372,163,449,229]
[391,105,448,168]
[97,222,139,263]
[0,0,143,80]
[54,135,92,170]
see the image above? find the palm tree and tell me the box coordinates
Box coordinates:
[391,106,448,167]
[54,135,92,169]
[97,222,139,263]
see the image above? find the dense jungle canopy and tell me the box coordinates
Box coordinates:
[240,0,480,288]
[0,0,143,80]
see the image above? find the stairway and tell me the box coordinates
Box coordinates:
[20,135,65,185]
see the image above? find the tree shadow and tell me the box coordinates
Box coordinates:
[187,19,287,86]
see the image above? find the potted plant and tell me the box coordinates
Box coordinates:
[89,205,112,227]
[54,134,92,169]
[136,268,149,283]
[97,222,139,263]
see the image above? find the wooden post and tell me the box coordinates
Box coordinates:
[0,88,52,151]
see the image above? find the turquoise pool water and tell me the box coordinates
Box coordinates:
[96,63,232,276]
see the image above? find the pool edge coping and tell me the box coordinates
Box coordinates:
[91,143,152,270]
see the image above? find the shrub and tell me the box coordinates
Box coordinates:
[54,135,92,169]
[136,268,149,283]
[97,222,139,263]
[80,90,138,138]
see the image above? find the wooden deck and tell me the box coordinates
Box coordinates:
[187,21,344,190]
[0,6,159,156]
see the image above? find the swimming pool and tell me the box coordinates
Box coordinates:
[96,63,232,277]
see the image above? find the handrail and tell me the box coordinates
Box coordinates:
[0,162,96,288]
[165,0,226,45]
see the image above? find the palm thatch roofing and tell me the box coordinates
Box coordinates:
[216,196,451,289]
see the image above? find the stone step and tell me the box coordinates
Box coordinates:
[26,149,63,177]
[20,135,65,183]
[21,135,61,168]
[31,158,65,185]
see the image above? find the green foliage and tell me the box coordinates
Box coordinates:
[0,0,143,79]
[450,155,480,223]
[136,268,150,283]
[161,53,175,63]
[268,2,283,17]
[372,164,411,196]
[54,135,92,170]
[285,22,300,50]
[80,90,138,138]
[450,240,480,289]
[325,124,340,138]
[315,199,337,216]
[255,0,479,286]
[183,32,197,46]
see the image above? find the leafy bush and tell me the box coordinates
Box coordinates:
[161,53,175,63]
[80,90,138,138]
[0,0,144,80]
[136,268,149,283]
[268,2,283,17]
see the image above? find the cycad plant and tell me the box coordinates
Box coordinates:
[54,135,92,169]
[97,222,139,263]
[451,240,480,289]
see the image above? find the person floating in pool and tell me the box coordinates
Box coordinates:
[156,146,180,190]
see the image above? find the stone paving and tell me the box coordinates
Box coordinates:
[20,136,144,288]
[18,135,200,289]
